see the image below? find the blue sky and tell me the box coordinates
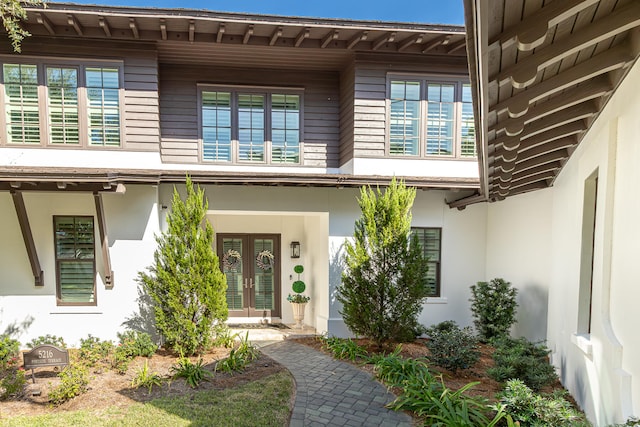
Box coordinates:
[65,0,465,25]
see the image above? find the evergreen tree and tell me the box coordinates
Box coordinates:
[337,178,430,346]
[138,177,227,355]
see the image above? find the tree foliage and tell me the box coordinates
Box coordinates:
[1,0,44,52]
[138,177,227,356]
[337,178,429,345]
[469,277,518,342]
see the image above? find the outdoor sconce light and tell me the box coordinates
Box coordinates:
[290,241,301,258]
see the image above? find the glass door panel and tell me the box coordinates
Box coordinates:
[217,233,280,318]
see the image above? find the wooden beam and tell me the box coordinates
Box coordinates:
[372,31,396,50]
[269,26,283,46]
[129,18,139,39]
[516,150,568,171]
[294,27,309,47]
[67,14,83,36]
[188,20,195,43]
[347,30,368,49]
[243,24,254,44]
[492,0,600,51]
[98,16,111,38]
[490,121,586,159]
[159,19,167,40]
[397,33,424,52]
[11,190,44,287]
[489,76,611,134]
[94,192,113,287]
[422,34,450,53]
[216,23,225,43]
[499,101,597,139]
[321,29,339,48]
[35,13,55,35]
[446,37,467,53]
[495,2,640,88]
[491,43,633,118]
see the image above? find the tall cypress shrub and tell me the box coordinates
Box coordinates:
[138,177,227,355]
[337,178,429,345]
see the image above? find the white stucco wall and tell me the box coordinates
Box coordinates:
[0,185,159,347]
[485,189,552,342]
[484,60,640,425]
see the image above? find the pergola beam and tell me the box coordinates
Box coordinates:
[94,192,114,287]
[11,190,44,287]
[35,12,55,35]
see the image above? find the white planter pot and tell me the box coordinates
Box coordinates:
[291,302,307,329]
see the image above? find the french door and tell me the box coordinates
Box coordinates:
[217,234,281,318]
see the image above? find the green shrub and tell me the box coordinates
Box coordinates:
[78,335,114,367]
[131,360,163,394]
[117,330,157,358]
[608,417,640,427]
[170,357,212,388]
[138,177,228,356]
[425,321,479,373]
[0,335,20,370]
[488,337,557,391]
[0,367,26,400]
[337,178,430,345]
[371,350,433,388]
[211,324,238,349]
[470,278,518,342]
[48,364,90,405]
[216,333,258,374]
[26,334,67,349]
[499,379,590,426]
[320,337,368,361]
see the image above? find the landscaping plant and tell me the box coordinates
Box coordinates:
[78,335,114,367]
[320,337,368,361]
[216,333,258,374]
[488,337,558,391]
[116,330,158,358]
[425,320,480,373]
[131,360,163,394]
[498,379,591,426]
[138,176,228,356]
[170,357,212,388]
[470,278,518,342]
[211,324,238,349]
[26,334,67,349]
[337,178,430,345]
[48,363,90,405]
[0,336,26,400]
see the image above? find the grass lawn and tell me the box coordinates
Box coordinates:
[1,372,293,427]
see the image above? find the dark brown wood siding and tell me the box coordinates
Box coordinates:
[1,38,160,152]
[339,62,355,165]
[159,64,340,167]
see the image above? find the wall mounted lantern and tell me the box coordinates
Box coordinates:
[290,241,301,258]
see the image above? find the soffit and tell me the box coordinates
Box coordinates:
[454,0,640,208]
[19,3,467,71]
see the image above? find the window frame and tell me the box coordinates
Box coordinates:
[197,84,304,165]
[411,226,442,298]
[0,56,125,149]
[386,74,476,159]
[53,215,97,307]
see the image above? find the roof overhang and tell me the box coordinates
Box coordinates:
[0,166,479,191]
[456,0,640,208]
[15,3,467,59]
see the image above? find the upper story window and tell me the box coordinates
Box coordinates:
[0,58,123,148]
[200,86,302,164]
[389,77,476,158]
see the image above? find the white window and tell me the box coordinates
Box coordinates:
[200,87,302,164]
[0,59,123,147]
[388,77,476,158]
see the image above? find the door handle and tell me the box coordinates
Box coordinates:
[249,278,254,289]
[243,278,248,289]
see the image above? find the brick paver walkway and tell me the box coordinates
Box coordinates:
[261,340,412,427]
